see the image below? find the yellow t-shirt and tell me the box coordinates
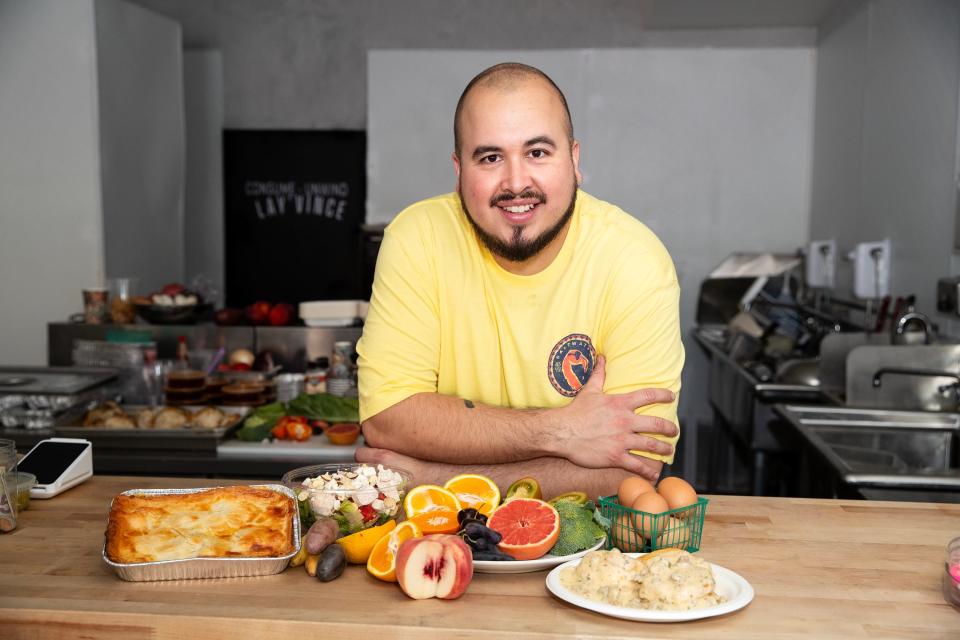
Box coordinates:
[357,190,684,463]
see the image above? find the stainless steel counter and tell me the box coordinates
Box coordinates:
[693,328,827,496]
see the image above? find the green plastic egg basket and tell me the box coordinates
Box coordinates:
[598,495,708,553]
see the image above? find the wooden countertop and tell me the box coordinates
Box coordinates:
[1,476,958,639]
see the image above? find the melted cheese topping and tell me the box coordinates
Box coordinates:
[106,486,294,563]
[560,549,725,611]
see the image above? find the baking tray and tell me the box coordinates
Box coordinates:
[55,405,250,452]
[102,484,301,582]
[0,366,117,396]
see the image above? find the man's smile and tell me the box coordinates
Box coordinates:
[498,201,539,223]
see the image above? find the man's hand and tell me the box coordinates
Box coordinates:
[551,355,677,480]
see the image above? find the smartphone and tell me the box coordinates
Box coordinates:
[17,438,93,498]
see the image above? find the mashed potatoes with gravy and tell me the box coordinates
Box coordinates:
[560,549,725,611]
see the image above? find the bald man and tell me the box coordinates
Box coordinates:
[356,63,684,499]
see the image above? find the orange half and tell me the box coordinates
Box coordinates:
[403,484,461,518]
[406,508,460,534]
[443,473,501,517]
[366,520,422,582]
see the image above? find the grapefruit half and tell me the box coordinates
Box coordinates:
[486,498,560,560]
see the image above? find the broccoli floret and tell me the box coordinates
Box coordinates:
[550,500,606,556]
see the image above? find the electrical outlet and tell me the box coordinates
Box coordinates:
[852,239,891,299]
[806,239,836,288]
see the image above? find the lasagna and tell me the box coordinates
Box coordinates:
[106,485,295,564]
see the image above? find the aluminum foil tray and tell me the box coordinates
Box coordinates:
[102,484,300,582]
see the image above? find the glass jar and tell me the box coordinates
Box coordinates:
[0,439,18,532]
[108,277,138,324]
[945,536,960,609]
[305,357,329,395]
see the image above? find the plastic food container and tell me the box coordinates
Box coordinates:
[598,495,708,554]
[282,463,411,536]
[945,536,960,609]
[13,472,36,514]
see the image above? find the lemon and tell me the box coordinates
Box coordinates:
[337,519,397,564]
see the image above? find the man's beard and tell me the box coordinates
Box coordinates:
[459,186,577,263]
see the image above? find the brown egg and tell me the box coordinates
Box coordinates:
[630,491,670,540]
[617,475,655,507]
[656,477,698,516]
[656,517,693,550]
[612,511,645,552]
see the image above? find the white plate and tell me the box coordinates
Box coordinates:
[545,553,754,622]
[473,538,605,574]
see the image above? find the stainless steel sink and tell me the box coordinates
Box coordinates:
[784,405,960,429]
[776,404,960,490]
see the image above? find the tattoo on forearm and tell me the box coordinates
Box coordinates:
[464,399,475,409]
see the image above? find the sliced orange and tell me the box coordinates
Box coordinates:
[406,508,460,534]
[338,519,397,564]
[366,520,422,582]
[443,473,501,517]
[403,484,461,518]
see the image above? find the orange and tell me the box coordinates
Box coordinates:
[337,519,397,564]
[403,484,461,518]
[443,473,501,517]
[406,509,460,534]
[366,520,421,582]
[487,498,560,561]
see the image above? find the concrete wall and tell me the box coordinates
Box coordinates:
[183,49,225,302]
[810,0,960,322]
[129,0,817,129]
[95,0,185,295]
[0,0,105,365]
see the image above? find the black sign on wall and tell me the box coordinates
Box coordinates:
[224,130,366,307]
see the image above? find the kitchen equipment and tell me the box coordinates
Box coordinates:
[17,437,93,498]
[937,277,960,316]
[56,404,250,452]
[846,344,960,411]
[0,366,118,429]
[775,358,821,387]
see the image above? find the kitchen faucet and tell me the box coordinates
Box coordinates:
[872,367,960,391]
[891,311,932,345]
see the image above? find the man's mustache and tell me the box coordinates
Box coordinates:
[489,190,547,207]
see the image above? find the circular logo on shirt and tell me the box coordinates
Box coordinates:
[547,334,596,397]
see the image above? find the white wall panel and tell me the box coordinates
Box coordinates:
[0,0,104,364]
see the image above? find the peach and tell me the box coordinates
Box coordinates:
[396,534,473,600]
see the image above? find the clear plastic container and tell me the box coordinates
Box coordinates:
[281,463,411,536]
[13,471,36,514]
[945,536,960,609]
